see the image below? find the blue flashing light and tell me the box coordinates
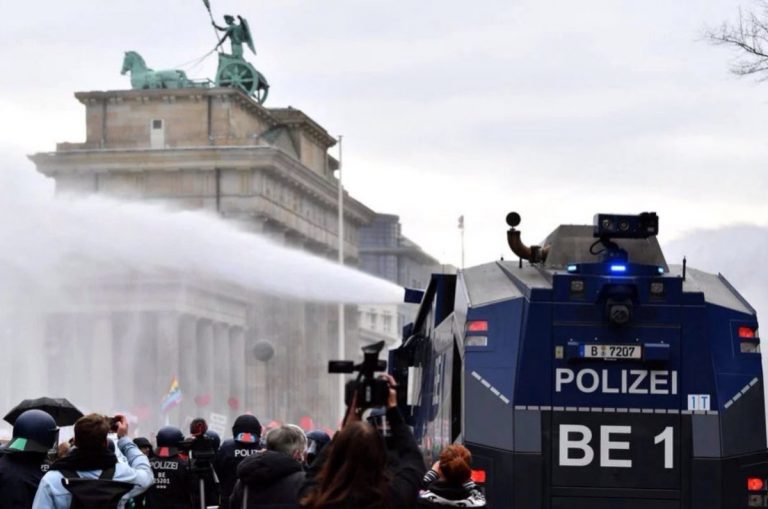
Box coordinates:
[567,264,578,273]
[657,266,665,274]
[610,264,627,273]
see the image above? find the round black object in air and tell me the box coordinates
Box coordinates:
[506,212,521,227]
[608,303,632,325]
[253,340,275,362]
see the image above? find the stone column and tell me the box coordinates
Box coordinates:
[229,327,246,420]
[112,313,136,413]
[179,315,198,423]
[90,314,115,411]
[195,320,214,418]
[213,322,231,422]
[287,301,307,423]
[7,309,49,405]
[0,311,15,412]
[156,312,181,427]
[275,301,291,422]
[246,294,274,420]
[43,315,72,409]
[133,312,159,431]
[304,303,328,427]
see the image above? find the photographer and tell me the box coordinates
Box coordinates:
[300,373,425,509]
[32,413,153,509]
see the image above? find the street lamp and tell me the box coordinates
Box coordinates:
[336,135,345,420]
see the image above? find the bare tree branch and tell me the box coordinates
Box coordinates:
[706,1,768,78]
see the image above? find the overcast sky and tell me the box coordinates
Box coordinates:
[1,0,767,268]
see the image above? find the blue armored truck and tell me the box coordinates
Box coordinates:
[392,212,767,508]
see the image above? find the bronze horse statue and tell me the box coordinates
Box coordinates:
[121,51,193,90]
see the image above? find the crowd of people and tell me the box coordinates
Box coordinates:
[0,375,487,508]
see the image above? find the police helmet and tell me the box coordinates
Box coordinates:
[155,426,184,458]
[205,429,221,451]
[305,429,331,462]
[232,414,261,443]
[7,409,59,454]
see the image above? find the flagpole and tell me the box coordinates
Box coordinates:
[337,135,345,421]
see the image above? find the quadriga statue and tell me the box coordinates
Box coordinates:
[121,51,192,90]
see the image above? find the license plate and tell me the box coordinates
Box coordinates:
[580,344,642,359]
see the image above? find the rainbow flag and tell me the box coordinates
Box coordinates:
[161,376,183,413]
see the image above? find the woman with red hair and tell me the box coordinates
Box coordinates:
[418,444,486,508]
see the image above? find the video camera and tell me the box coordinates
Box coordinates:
[108,415,121,433]
[329,340,390,409]
[178,418,217,472]
[179,418,220,509]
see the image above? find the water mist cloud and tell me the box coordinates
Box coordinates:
[0,192,403,304]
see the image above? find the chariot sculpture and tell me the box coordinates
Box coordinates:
[121,6,269,104]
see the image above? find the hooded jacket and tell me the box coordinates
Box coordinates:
[214,438,262,509]
[418,470,486,508]
[229,450,304,509]
[31,437,153,509]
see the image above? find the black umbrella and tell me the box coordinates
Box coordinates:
[4,397,84,426]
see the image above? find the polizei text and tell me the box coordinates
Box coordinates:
[555,368,678,395]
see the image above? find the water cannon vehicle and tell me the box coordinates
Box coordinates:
[392,211,767,508]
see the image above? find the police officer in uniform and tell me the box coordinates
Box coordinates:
[213,414,262,509]
[0,409,59,508]
[146,426,194,509]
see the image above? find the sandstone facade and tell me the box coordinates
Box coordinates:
[29,87,375,431]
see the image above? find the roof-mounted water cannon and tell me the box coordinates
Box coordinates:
[590,212,659,264]
[506,212,549,264]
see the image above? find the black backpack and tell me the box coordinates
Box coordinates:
[60,466,135,509]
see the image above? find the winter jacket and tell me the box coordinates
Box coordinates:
[214,438,262,509]
[229,450,304,509]
[31,437,153,509]
[0,451,48,508]
[146,454,194,509]
[301,407,425,509]
[418,469,486,508]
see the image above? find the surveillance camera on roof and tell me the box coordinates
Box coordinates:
[593,212,658,239]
